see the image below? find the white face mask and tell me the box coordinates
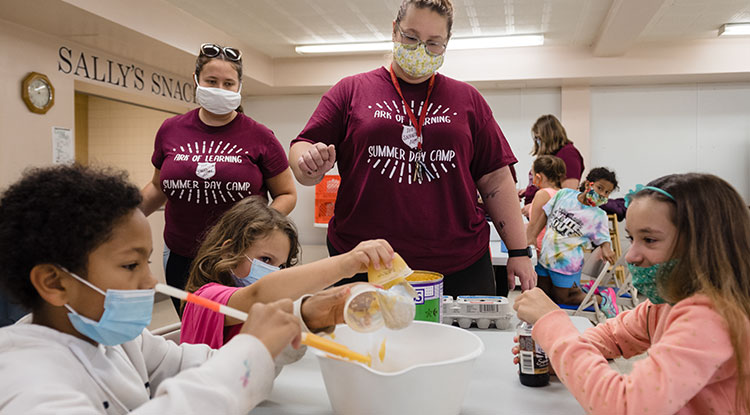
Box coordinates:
[194,74,242,115]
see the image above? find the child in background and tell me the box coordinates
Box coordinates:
[514,173,750,415]
[525,155,565,255]
[180,196,394,348]
[0,165,302,414]
[526,167,619,317]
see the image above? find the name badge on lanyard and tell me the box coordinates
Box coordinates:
[389,64,435,184]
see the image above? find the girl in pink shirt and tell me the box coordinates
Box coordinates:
[514,173,750,414]
[180,196,395,348]
[525,155,565,254]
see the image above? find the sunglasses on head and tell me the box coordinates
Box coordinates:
[200,43,242,61]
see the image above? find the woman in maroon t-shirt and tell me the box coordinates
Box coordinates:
[139,44,297,313]
[520,114,585,217]
[289,0,536,296]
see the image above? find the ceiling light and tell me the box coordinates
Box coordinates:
[295,42,392,54]
[718,23,750,36]
[295,34,544,55]
[448,35,544,49]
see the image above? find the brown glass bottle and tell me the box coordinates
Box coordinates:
[517,321,550,387]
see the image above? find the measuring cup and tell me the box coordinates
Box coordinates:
[344,283,416,332]
[368,253,413,289]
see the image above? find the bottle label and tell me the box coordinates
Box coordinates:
[518,335,549,375]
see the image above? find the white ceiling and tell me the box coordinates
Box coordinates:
[2,0,748,94]
[164,0,750,58]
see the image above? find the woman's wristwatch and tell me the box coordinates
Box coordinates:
[507,246,533,258]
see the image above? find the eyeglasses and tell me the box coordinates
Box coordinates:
[396,24,447,56]
[200,43,242,61]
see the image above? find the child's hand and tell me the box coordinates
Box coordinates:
[300,284,356,332]
[602,245,617,265]
[240,299,301,358]
[342,239,394,274]
[512,287,559,325]
[511,336,556,375]
[521,203,531,218]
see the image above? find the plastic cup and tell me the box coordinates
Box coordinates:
[344,284,416,332]
[344,285,384,333]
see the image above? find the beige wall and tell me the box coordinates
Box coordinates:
[86,95,174,186]
[0,21,74,188]
[0,19,191,299]
[0,17,194,188]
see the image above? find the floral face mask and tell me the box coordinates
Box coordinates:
[393,42,444,78]
[583,184,608,207]
[627,259,677,305]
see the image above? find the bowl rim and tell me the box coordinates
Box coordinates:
[312,321,486,376]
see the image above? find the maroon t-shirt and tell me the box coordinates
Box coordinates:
[292,67,517,275]
[522,143,584,205]
[152,109,288,257]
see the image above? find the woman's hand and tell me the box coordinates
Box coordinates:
[300,284,356,332]
[297,143,336,183]
[240,299,301,358]
[340,239,395,274]
[512,287,559,325]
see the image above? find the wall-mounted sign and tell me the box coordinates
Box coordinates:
[57,45,196,105]
[52,126,73,165]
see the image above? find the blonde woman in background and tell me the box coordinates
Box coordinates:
[520,114,584,217]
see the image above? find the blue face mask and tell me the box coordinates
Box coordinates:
[63,269,154,346]
[232,256,280,287]
[627,259,677,305]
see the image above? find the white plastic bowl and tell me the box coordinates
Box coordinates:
[313,321,485,415]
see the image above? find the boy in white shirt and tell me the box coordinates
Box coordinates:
[0,165,391,414]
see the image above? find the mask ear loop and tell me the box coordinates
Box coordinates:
[60,267,106,296]
[60,267,106,319]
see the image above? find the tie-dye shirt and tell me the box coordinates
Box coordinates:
[540,188,610,275]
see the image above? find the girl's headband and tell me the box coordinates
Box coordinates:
[624,184,675,208]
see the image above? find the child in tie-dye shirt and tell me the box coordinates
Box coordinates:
[527,167,619,317]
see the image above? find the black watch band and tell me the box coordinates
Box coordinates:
[507,247,533,258]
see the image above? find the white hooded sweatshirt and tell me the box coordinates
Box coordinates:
[0,318,301,414]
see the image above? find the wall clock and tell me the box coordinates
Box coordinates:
[22,72,55,114]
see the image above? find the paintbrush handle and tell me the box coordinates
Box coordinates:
[155,284,370,364]
[155,283,249,321]
[301,332,371,365]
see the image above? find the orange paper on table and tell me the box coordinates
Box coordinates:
[314,175,340,225]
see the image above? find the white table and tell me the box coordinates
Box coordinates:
[251,316,592,415]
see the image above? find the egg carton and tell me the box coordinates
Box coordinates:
[442,295,513,330]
